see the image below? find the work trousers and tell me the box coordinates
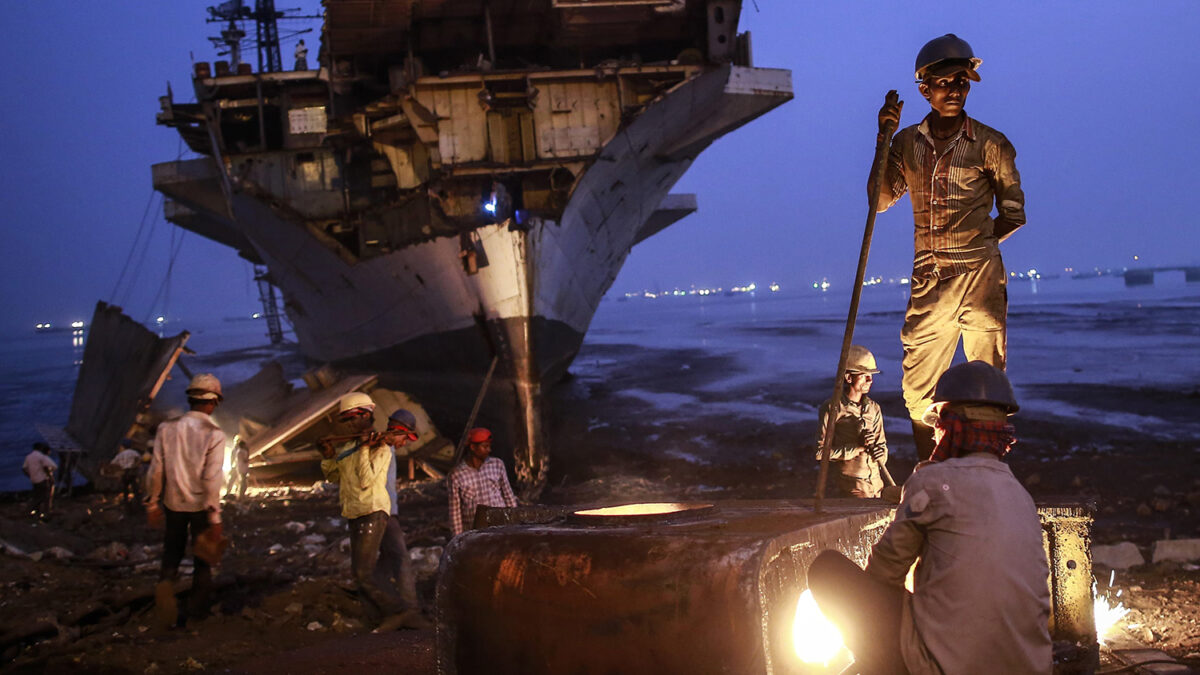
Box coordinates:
[161,508,213,619]
[833,471,884,499]
[350,511,406,619]
[808,550,909,675]
[120,469,142,504]
[29,480,52,515]
[902,254,1007,421]
[375,514,419,609]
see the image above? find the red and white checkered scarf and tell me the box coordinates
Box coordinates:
[930,410,1016,462]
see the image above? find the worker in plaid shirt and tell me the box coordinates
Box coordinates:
[447,427,518,535]
[870,34,1025,460]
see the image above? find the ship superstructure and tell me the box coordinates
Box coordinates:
[153,0,792,493]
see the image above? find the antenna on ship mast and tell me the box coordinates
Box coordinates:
[206,0,320,73]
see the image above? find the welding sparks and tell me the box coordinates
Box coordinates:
[1093,570,1129,644]
[792,589,845,665]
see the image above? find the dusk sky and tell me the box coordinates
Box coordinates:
[2,1,1198,333]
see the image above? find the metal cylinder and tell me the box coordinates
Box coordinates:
[436,500,894,675]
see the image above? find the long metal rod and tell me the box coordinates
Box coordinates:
[815,91,898,512]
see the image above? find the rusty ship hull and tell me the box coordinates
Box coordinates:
[153,0,792,492]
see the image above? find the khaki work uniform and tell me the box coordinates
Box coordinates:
[816,395,888,498]
[876,115,1025,421]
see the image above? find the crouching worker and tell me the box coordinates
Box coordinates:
[807,361,1051,674]
[320,393,418,631]
[815,345,889,498]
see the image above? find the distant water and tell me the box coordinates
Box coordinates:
[3,274,1198,492]
[0,319,288,492]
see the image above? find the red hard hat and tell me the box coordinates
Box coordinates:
[468,428,492,444]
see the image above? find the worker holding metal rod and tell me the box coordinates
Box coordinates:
[319,392,417,631]
[869,34,1025,460]
[815,345,889,498]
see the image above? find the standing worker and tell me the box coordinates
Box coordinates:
[22,442,57,518]
[871,34,1025,459]
[294,39,308,70]
[146,373,228,628]
[447,428,518,536]
[815,345,889,498]
[376,409,422,614]
[807,361,1051,674]
[112,438,144,507]
[319,393,416,631]
[224,439,251,501]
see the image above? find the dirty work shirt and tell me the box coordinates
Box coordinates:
[866,453,1051,675]
[815,395,887,496]
[147,411,226,523]
[447,457,518,535]
[321,440,393,520]
[23,450,57,484]
[876,114,1025,280]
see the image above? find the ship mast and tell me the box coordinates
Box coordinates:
[206,0,319,73]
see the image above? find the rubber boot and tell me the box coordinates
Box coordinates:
[911,419,936,461]
[154,580,178,629]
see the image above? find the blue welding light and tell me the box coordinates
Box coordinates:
[483,195,497,214]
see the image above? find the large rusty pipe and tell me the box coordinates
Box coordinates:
[438,499,1097,674]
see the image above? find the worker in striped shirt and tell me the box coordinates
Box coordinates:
[447,427,518,535]
[870,34,1025,460]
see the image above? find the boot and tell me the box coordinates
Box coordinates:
[911,419,936,461]
[154,580,178,629]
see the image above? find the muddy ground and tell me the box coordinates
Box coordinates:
[2,342,1198,673]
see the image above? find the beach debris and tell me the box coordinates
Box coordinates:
[409,546,444,578]
[1136,503,1153,517]
[183,657,205,671]
[41,546,74,561]
[268,543,284,555]
[305,621,323,631]
[88,541,129,562]
[0,537,29,558]
[284,521,306,534]
[299,534,326,547]
[1092,542,1145,569]
[1151,538,1200,564]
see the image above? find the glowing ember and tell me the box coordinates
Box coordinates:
[573,503,708,517]
[1093,571,1129,644]
[792,589,845,664]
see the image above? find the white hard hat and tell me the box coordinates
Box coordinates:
[186,373,223,401]
[338,392,376,414]
[845,345,880,374]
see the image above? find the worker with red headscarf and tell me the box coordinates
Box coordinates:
[807,361,1051,674]
[447,427,518,535]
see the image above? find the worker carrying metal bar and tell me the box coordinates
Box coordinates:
[807,361,1051,674]
[815,345,889,498]
[869,34,1026,460]
[319,393,422,631]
